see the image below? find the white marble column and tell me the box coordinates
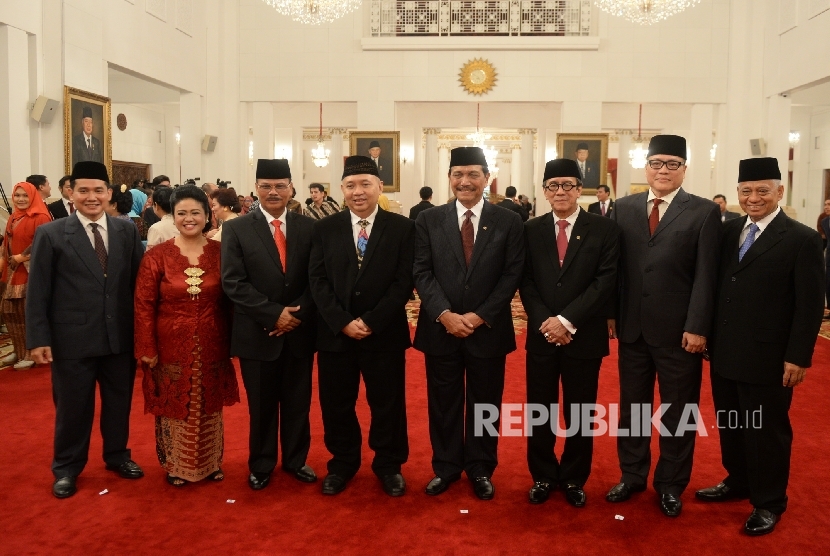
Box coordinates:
[423,127,440,195]
[179,92,203,184]
[329,128,345,189]
[510,144,521,194]
[519,129,535,201]
[765,95,792,190]
[685,104,715,198]
[616,132,632,198]
[0,25,32,189]
[437,142,450,205]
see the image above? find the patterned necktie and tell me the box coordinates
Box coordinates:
[68,201,75,214]
[273,221,287,273]
[356,220,369,269]
[461,210,474,266]
[89,222,107,273]
[648,198,663,235]
[556,220,569,267]
[738,223,760,262]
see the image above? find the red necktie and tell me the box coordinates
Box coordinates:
[649,199,663,235]
[68,201,75,214]
[461,210,474,266]
[556,220,569,267]
[601,202,606,216]
[273,221,287,273]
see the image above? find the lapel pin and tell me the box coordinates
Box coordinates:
[576,236,581,240]
[483,226,487,230]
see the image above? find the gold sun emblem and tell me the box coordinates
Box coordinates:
[459,59,497,96]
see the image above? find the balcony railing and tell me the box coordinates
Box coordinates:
[369,1,592,37]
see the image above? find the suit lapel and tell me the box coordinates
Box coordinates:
[285,211,300,276]
[252,209,284,275]
[736,211,786,271]
[65,214,105,286]
[104,215,124,285]
[443,202,467,272]
[339,211,360,284]
[356,209,388,281]
[541,214,562,274]
[466,201,495,277]
[559,211,589,276]
[652,188,688,238]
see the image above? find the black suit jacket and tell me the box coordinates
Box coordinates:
[26,214,144,359]
[578,160,600,188]
[372,156,393,186]
[710,212,824,384]
[48,199,69,220]
[497,199,529,222]
[521,210,620,358]
[721,210,741,222]
[413,201,525,358]
[822,216,830,263]
[612,188,722,347]
[587,200,614,217]
[409,200,434,221]
[221,209,316,360]
[72,133,103,165]
[309,209,415,353]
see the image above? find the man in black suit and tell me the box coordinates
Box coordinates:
[607,135,722,517]
[27,161,145,499]
[26,174,52,202]
[822,210,830,315]
[587,185,614,217]
[521,159,620,508]
[309,155,414,497]
[713,194,741,222]
[414,147,525,500]
[696,158,824,536]
[221,159,317,491]
[47,175,74,219]
[367,140,393,187]
[409,186,434,220]
[497,186,529,222]
[574,142,599,189]
[71,106,104,165]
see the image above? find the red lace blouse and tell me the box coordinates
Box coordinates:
[134,239,239,420]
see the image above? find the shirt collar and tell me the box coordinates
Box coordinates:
[76,211,107,230]
[743,206,780,233]
[351,205,379,226]
[456,197,485,220]
[647,187,681,206]
[259,204,287,228]
[553,206,581,226]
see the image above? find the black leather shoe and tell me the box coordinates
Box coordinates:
[321,474,348,495]
[285,465,317,483]
[563,483,586,508]
[472,477,495,500]
[53,476,77,499]
[381,474,406,497]
[606,482,645,502]
[744,508,779,536]
[105,459,144,479]
[695,482,748,502]
[425,475,459,496]
[659,493,682,517]
[248,472,271,490]
[528,481,551,504]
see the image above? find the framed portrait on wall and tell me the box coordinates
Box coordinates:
[348,131,400,193]
[64,86,113,177]
[556,133,609,196]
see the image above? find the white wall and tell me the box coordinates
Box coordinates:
[110,102,170,179]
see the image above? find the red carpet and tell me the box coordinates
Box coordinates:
[1,334,829,555]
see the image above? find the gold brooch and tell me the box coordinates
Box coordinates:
[184,267,205,299]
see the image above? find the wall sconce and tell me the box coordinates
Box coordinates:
[175,132,181,145]
[400,146,414,165]
[789,131,800,146]
[248,140,254,166]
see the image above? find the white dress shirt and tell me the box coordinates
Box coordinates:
[75,211,109,252]
[646,187,681,220]
[739,206,780,245]
[350,205,378,248]
[259,204,288,240]
[146,214,179,249]
[552,207,582,335]
[62,197,73,215]
[455,197,485,242]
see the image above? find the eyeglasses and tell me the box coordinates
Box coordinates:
[647,159,684,170]
[256,183,292,192]
[543,181,579,192]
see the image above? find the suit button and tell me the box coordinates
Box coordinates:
[355,291,361,296]
[731,277,736,282]
[726,298,730,303]
[643,293,649,297]
[105,294,109,298]
[106,315,111,319]
[556,283,562,287]
[645,268,652,273]
[648,242,654,247]
[723,320,727,325]
[465,285,469,290]
[285,283,289,287]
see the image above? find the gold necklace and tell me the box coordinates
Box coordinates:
[184,266,205,299]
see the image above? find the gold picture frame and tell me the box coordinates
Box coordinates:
[348,131,400,193]
[64,86,113,177]
[556,133,609,197]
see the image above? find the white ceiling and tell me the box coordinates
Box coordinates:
[108,65,181,104]
[788,78,830,107]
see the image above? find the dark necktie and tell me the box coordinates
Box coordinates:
[89,222,107,273]
[461,210,474,266]
[68,201,75,214]
[356,220,369,269]
[556,220,569,267]
[601,202,606,216]
[649,199,663,235]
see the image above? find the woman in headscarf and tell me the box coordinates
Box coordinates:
[240,195,254,215]
[0,182,53,369]
[129,186,150,240]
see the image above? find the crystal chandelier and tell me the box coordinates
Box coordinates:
[466,104,499,175]
[789,132,800,146]
[311,103,330,168]
[595,0,702,25]
[629,104,647,169]
[261,0,361,25]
